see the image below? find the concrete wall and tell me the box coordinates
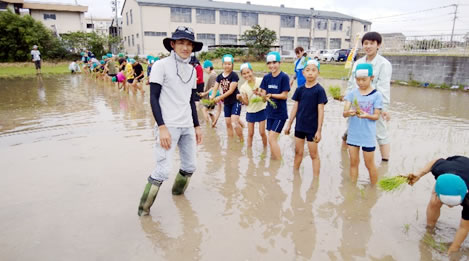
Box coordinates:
[384,55,469,85]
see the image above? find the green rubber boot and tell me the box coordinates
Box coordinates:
[138,177,162,216]
[172,170,192,195]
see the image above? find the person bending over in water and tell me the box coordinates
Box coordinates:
[409,155,469,255]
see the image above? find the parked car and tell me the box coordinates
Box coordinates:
[307,49,321,60]
[333,49,351,62]
[321,49,338,62]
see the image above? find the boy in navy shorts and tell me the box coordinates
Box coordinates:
[285,59,327,176]
[256,51,290,160]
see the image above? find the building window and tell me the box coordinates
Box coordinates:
[220,10,237,25]
[331,20,343,31]
[330,38,341,49]
[130,9,133,24]
[298,16,311,29]
[280,36,294,51]
[43,13,56,20]
[280,15,295,28]
[196,9,215,24]
[136,33,139,38]
[364,24,369,32]
[312,38,326,49]
[197,33,215,47]
[316,19,328,30]
[219,34,237,45]
[86,23,94,29]
[297,37,310,49]
[171,7,191,23]
[132,35,134,46]
[127,36,130,46]
[126,12,128,25]
[241,12,258,26]
[144,31,167,37]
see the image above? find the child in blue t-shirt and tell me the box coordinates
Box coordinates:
[212,54,244,142]
[343,63,383,185]
[256,51,290,160]
[285,59,327,176]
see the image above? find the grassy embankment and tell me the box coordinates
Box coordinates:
[0,62,70,78]
[0,61,350,80]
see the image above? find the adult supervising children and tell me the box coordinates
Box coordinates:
[290,46,308,89]
[256,51,290,160]
[137,26,203,216]
[237,62,267,148]
[285,59,327,176]
[31,45,41,74]
[345,32,392,162]
[408,156,469,255]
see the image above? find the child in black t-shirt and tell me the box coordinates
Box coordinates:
[285,59,327,176]
[211,54,244,142]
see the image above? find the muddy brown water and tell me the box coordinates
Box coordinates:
[1,74,469,261]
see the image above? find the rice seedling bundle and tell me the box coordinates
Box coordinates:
[378,175,409,192]
[353,98,362,115]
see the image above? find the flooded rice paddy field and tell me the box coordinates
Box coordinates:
[1,75,469,261]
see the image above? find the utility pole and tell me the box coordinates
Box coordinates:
[450,4,458,46]
[110,0,120,37]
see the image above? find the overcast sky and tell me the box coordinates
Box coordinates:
[35,0,469,36]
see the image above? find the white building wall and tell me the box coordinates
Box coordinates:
[122,2,370,55]
[30,10,84,34]
[121,0,143,55]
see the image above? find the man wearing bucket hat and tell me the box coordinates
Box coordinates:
[408,155,469,254]
[138,26,203,216]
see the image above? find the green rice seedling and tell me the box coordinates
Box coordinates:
[377,175,409,192]
[353,98,362,115]
[328,86,343,100]
[201,99,215,107]
[423,233,448,253]
[260,152,266,160]
[266,98,277,109]
[249,96,264,104]
[403,224,410,234]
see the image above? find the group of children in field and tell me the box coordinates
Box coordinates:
[200,32,389,185]
[73,51,158,95]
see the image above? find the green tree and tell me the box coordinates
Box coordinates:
[0,9,67,61]
[239,25,277,59]
[61,31,113,58]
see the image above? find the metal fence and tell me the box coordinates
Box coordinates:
[381,34,469,55]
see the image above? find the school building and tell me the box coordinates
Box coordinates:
[0,0,88,35]
[120,0,372,56]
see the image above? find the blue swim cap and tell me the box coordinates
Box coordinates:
[100,60,105,65]
[107,53,113,58]
[435,174,468,206]
[203,60,213,68]
[129,58,136,64]
[305,58,320,71]
[102,55,108,60]
[355,63,373,77]
[222,54,234,63]
[266,51,281,63]
[239,62,252,72]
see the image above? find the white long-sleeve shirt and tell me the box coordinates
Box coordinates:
[346,54,392,111]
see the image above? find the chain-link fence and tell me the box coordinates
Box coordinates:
[381,34,469,56]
